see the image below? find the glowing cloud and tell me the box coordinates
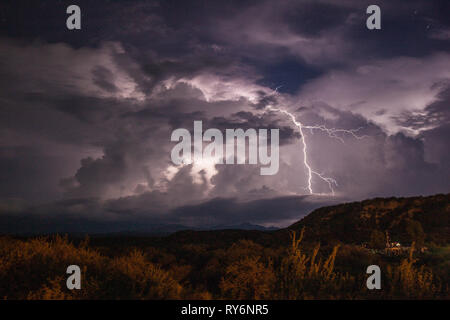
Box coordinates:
[266,105,366,195]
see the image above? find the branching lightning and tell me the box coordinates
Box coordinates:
[266,105,367,196]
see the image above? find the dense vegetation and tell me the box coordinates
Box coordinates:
[288,193,449,246]
[0,194,448,299]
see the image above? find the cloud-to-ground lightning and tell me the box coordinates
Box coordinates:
[266,105,367,195]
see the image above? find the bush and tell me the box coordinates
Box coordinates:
[220,256,275,299]
[0,236,182,300]
[276,230,357,299]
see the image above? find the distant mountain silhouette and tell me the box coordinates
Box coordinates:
[161,193,449,247]
[1,194,448,246]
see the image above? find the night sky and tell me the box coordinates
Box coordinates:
[0,0,449,233]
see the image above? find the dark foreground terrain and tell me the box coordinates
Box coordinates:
[0,194,448,299]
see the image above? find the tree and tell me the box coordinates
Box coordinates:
[369,230,386,249]
[406,220,425,248]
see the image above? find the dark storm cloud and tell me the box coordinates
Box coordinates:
[421,124,450,171]
[168,195,337,227]
[0,194,338,234]
[91,66,119,93]
[394,82,450,132]
[0,0,449,234]
[206,111,301,146]
[0,145,76,202]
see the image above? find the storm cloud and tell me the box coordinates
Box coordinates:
[0,0,449,233]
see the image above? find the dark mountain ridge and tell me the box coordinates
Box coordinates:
[286,193,449,246]
[160,193,449,247]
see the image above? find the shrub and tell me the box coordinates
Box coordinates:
[220,256,276,299]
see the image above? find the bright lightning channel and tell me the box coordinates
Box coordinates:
[266,105,367,196]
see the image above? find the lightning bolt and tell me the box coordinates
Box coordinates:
[266,105,367,196]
